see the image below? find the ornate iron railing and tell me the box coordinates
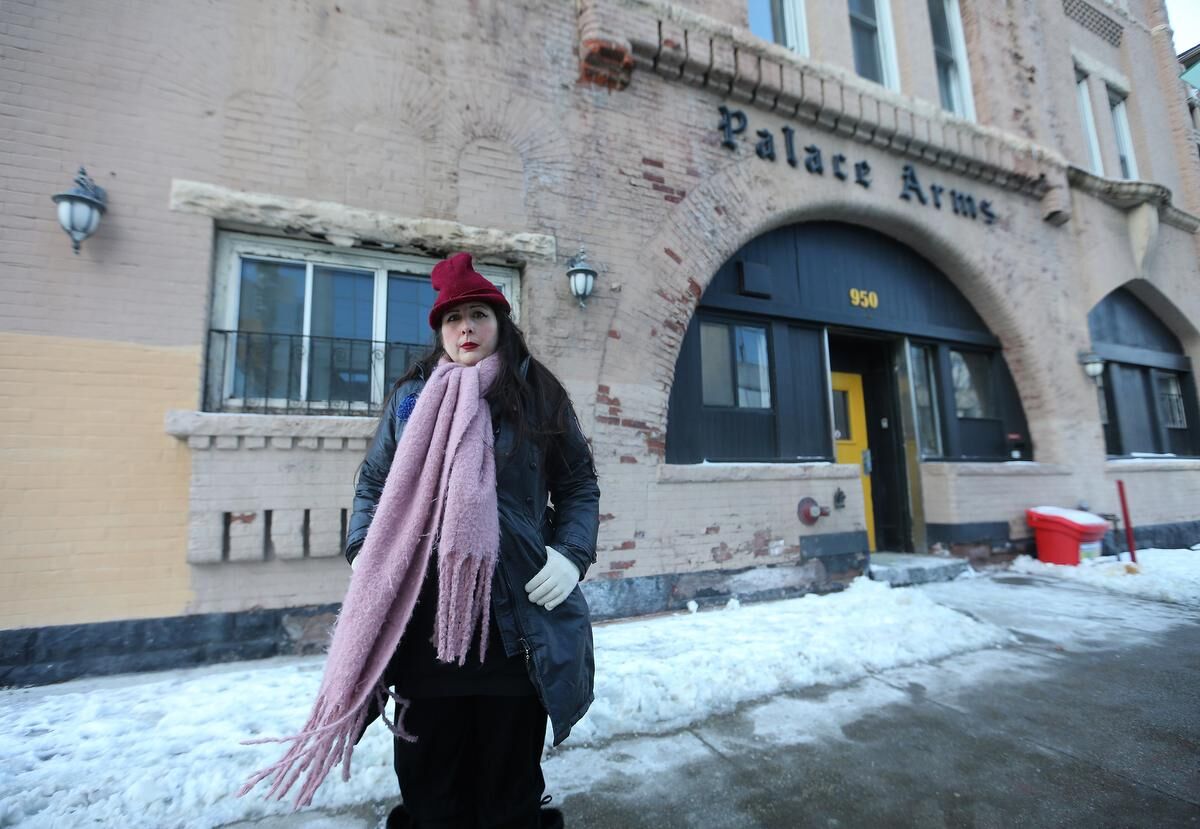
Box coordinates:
[204,329,429,416]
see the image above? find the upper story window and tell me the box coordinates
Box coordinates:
[849,0,900,90]
[1075,68,1105,175]
[1107,88,1139,179]
[927,0,975,119]
[206,233,518,416]
[747,0,809,56]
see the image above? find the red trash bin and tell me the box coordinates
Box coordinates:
[1026,506,1110,565]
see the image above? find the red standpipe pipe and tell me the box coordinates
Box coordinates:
[1116,479,1138,565]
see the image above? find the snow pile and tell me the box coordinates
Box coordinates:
[0,577,1009,829]
[570,576,1011,744]
[1011,548,1200,606]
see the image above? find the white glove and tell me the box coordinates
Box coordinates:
[525,546,580,611]
[350,554,361,572]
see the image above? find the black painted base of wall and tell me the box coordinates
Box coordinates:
[581,553,862,621]
[0,604,339,688]
[926,521,1012,548]
[1,531,876,688]
[1101,519,1200,556]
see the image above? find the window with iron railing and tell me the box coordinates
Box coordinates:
[207,234,518,416]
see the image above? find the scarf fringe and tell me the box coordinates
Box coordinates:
[434,549,496,666]
[237,676,419,810]
[235,695,368,809]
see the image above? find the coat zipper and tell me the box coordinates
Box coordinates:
[497,559,550,712]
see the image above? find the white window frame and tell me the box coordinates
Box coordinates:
[1075,70,1105,176]
[849,0,901,92]
[748,0,809,57]
[1108,90,1139,180]
[781,0,809,58]
[930,0,976,120]
[211,233,520,413]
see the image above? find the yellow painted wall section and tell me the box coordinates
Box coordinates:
[0,333,196,629]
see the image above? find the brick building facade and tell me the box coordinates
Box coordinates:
[2,0,1199,682]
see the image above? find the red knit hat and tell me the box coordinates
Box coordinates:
[428,252,511,329]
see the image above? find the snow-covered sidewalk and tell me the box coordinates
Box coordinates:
[0,578,1010,829]
[2,550,1198,829]
[1010,547,1200,606]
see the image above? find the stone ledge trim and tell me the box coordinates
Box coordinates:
[657,462,859,484]
[166,409,376,444]
[921,462,1074,477]
[1067,166,1200,232]
[169,179,557,262]
[1103,458,1200,472]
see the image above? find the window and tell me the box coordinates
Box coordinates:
[910,343,944,456]
[701,321,772,409]
[949,350,996,419]
[1075,69,1104,175]
[208,234,518,415]
[1159,373,1188,430]
[849,0,899,90]
[927,0,975,119]
[1108,89,1139,179]
[832,388,851,440]
[747,0,809,56]
[1089,288,1199,457]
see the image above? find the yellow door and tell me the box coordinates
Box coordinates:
[831,372,876,551]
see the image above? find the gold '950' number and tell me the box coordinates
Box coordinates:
[849,289,879,309]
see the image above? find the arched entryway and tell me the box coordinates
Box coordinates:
[666,221,1031,552]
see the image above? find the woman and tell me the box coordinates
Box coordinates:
[346,252,601,829]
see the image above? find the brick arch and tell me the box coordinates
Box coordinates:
[591,162,1055,464]
[438,87,575,228]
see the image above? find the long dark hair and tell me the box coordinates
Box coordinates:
[389,309,574,456]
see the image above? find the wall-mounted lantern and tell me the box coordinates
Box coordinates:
[1077,350,1105,384]
[566,247,598,308]
[52,167,107,254]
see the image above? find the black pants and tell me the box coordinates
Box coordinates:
[393,695,549,829]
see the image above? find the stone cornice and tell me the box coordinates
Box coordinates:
[1066,167,1200,232]
[169,180,557,263]
[579,0,1065,200]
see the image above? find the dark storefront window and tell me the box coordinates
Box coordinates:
[910,343,944,457]
[666,222,1032,464]
[1088,288,1199,457]
[701,321,772,409]
[949,349,996,418]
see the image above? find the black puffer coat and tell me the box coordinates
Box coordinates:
[344,359,601,745]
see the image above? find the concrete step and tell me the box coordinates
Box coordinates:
[868,552,969,587]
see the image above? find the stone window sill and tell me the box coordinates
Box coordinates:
[920,461,1072,477]
[1104,458,1200,472]
[165,410,376,452]
[657,462,858,484]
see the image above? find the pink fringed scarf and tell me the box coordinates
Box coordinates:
[238,353,502,809]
